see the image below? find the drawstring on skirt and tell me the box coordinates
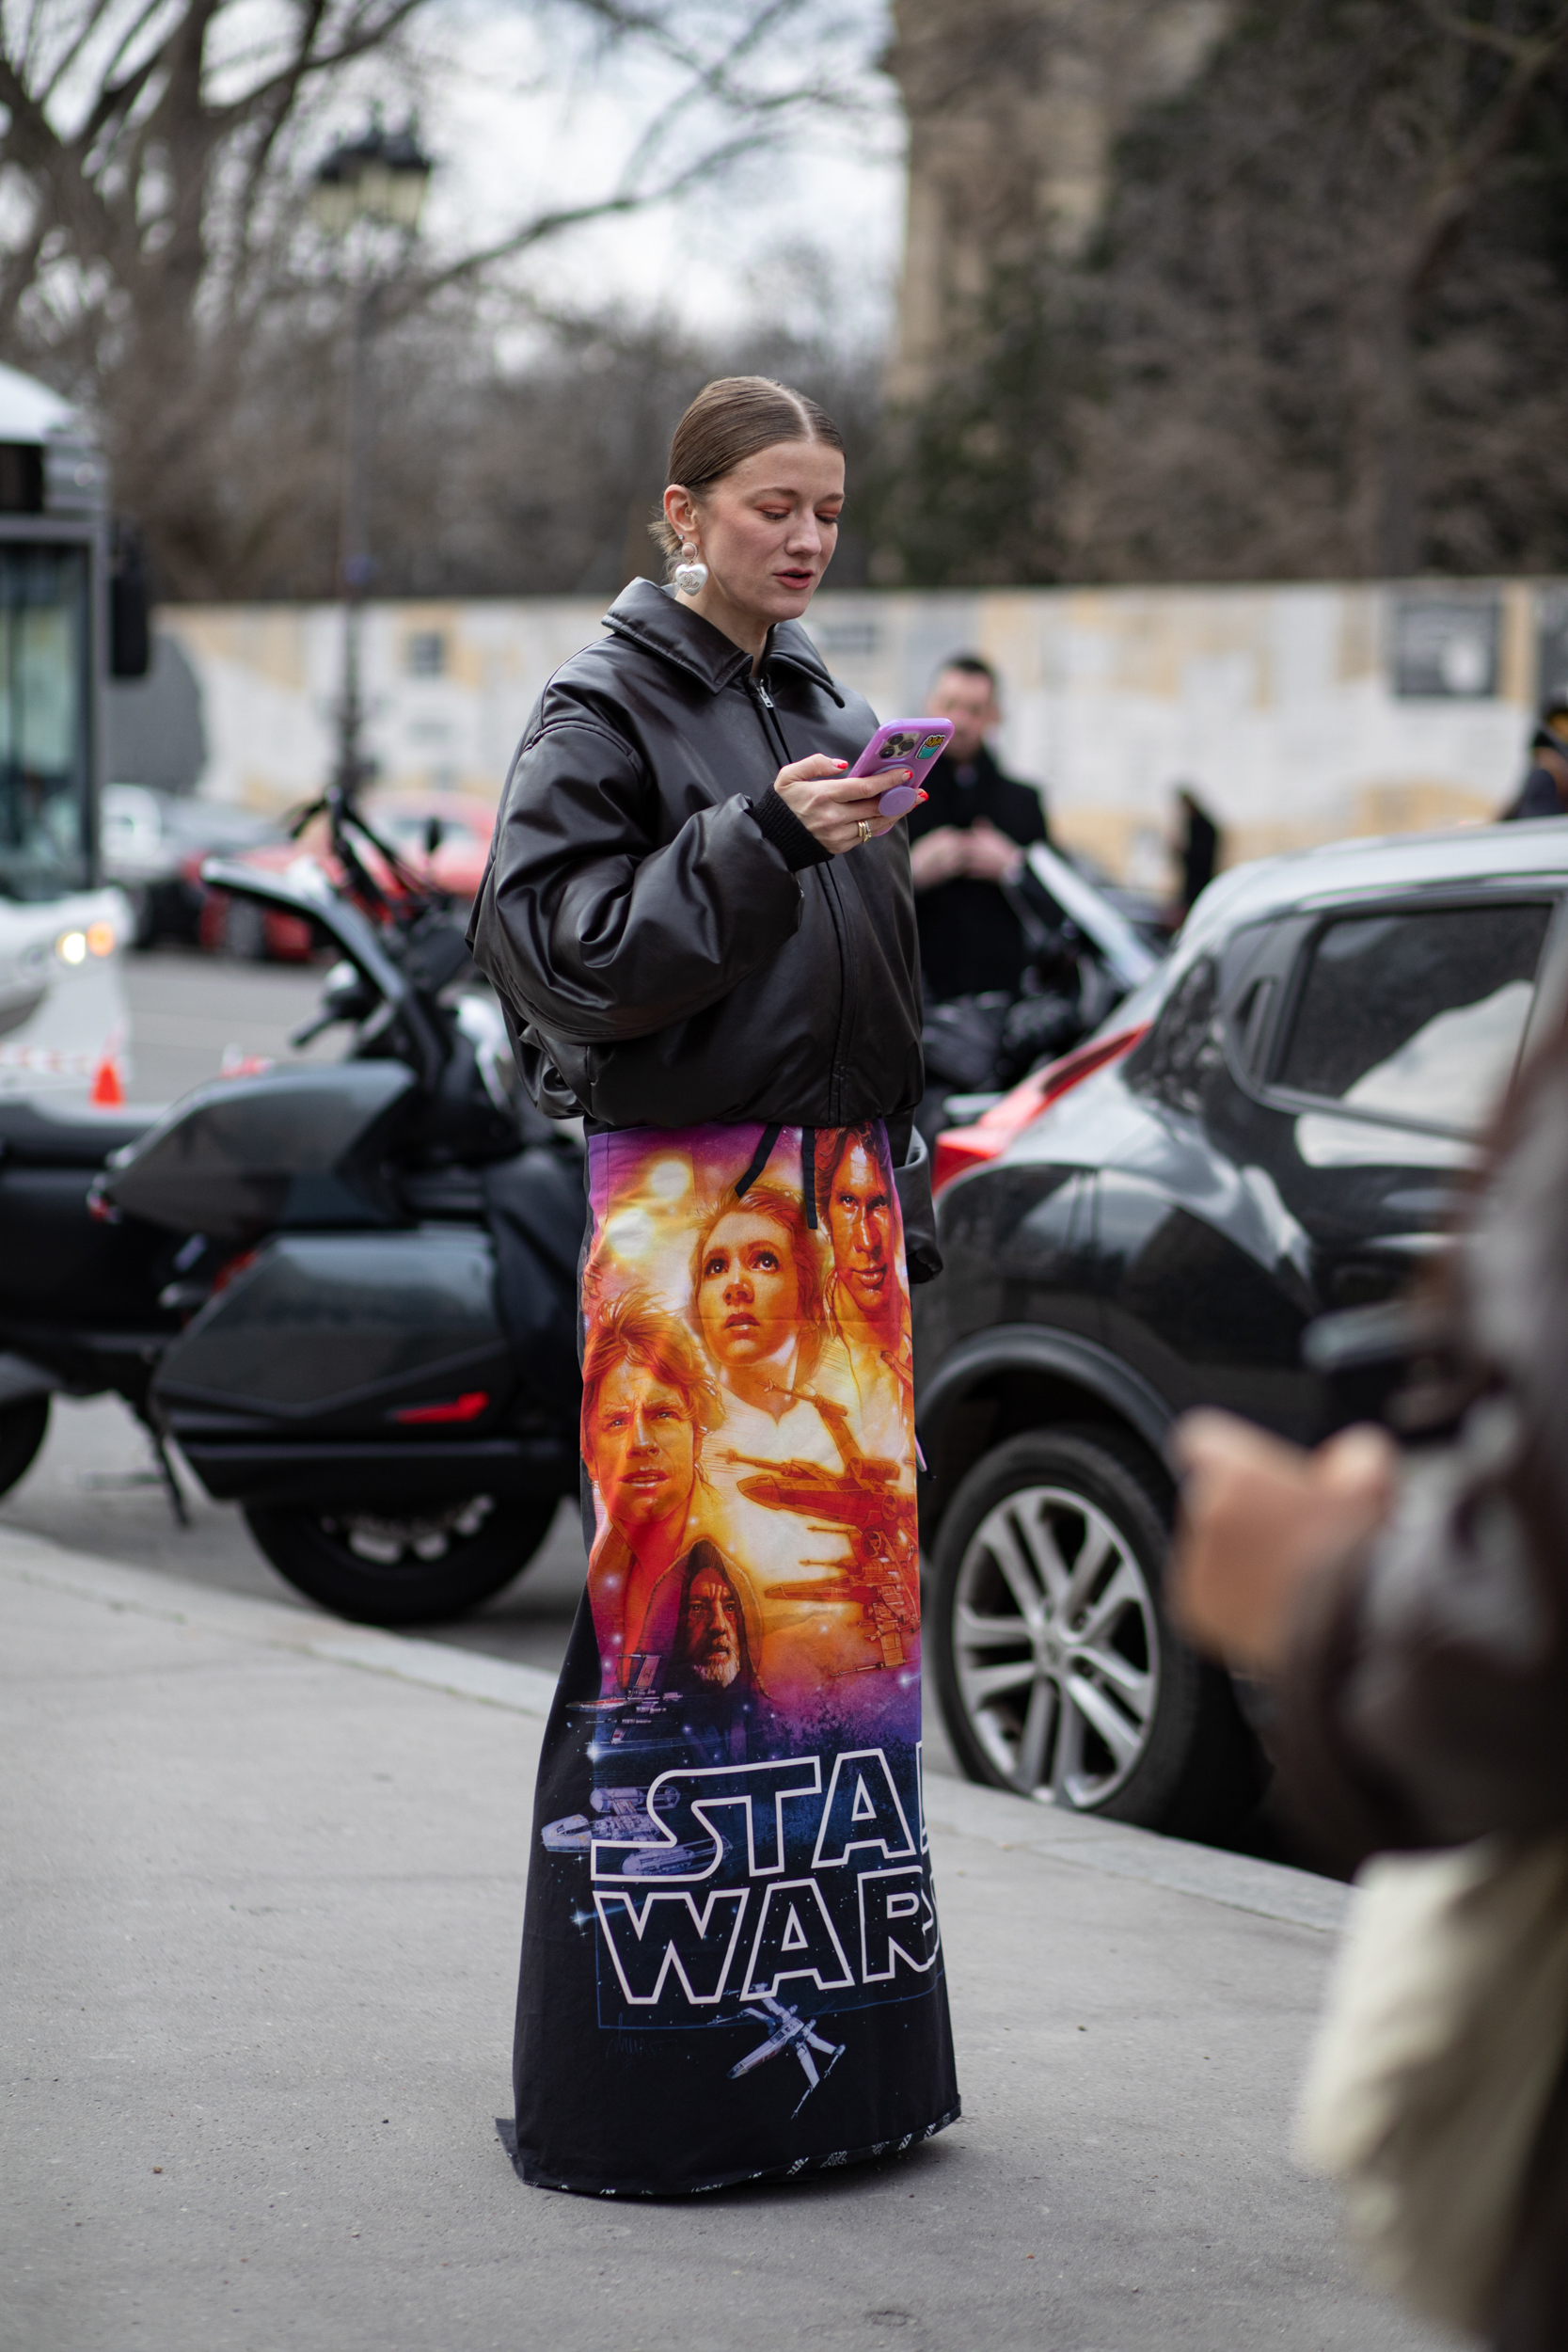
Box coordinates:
[733,1122,782,1202]
[731,1120,819,1229]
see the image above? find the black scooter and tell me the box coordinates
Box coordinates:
[0,793,584,1625]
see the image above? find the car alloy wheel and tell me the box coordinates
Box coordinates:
[931,1426,1262,1834]
[953,1479,1157,1805]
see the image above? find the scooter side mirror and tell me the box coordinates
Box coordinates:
[289,960,380,1047]
[199,853,445,1088]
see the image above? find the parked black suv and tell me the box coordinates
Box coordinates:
[915,822,1568,1837]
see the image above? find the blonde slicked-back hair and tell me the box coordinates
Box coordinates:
[651,375,845,570]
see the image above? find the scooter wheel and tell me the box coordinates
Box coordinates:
[0,1394,49,1498]
[242,1492,559,1627]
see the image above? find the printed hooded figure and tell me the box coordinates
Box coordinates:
[624,1540,769,1765]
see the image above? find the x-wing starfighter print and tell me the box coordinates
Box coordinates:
[720,1994,846,2114]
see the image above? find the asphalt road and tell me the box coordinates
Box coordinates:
[119,940,343,1102]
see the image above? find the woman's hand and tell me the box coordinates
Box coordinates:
[772,755,915,855]
[1168,1410,1398,1674]
[964,816,1025,884]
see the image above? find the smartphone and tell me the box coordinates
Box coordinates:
[847,718,955,817]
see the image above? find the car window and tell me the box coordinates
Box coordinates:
[1275,902,1553,1132]
[1123,956,1223,1113]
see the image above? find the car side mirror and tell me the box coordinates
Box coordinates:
[424,815,445,857]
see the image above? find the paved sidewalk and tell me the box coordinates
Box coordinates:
[2,1527,1441,2352]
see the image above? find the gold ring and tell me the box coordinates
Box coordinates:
[857,818,872,848]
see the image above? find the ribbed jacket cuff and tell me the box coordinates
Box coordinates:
[749,787,832,872]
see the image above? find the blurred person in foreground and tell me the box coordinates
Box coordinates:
[906,655,1049,1000]
[1170,1024,1568,2348]
[1501,704,1568,821]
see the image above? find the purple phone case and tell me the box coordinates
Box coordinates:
[847,718,955,817]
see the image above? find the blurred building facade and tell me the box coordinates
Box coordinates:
[149,580,1567,886]
[883,0,1231,402]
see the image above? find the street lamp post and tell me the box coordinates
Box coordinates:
[309,119,433,801]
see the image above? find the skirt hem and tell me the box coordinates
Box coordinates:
[514,2099,962,2200]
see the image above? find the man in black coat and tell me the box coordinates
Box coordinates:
[1501,702,1568,820]
[905,655,1050,1001]
[1177,787,1222,914]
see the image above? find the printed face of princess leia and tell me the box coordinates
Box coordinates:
[697,1210,800,1368]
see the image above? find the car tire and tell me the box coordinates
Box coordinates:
[930,1424,1262,1836]
[243,1492,559,1627]
[0,1394,49,1498]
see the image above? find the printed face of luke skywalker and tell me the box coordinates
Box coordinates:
[827,1139,895,1322]
[587,1362,697,1534]
[679,1565,742,1688]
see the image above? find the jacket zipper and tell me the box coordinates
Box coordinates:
[746,667,852,1124]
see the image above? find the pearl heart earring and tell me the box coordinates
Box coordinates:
[673,541,708,596]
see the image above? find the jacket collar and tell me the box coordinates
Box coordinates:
[931,738,999,787]
[602,578,843,706]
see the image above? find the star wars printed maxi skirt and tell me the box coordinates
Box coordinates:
[511,1118,960,2195]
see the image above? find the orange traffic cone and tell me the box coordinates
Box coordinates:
[89,1053,126,1107]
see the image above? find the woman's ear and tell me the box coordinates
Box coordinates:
[663,484,696,542]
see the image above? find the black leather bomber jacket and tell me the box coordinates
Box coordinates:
[467,579,925,1131]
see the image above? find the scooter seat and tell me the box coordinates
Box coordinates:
[0,1098,159,1168]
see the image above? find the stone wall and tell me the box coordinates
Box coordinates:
[153,578,1565,891]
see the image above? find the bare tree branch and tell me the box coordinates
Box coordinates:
[0,0,863,595]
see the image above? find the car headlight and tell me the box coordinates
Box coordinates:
[55,922,116,965]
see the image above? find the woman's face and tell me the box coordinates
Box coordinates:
[668,440,844,628]
[698,1210,800,1367]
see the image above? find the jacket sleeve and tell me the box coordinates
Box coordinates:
[468,715,812,1047]
[1274,1048,1568,1863]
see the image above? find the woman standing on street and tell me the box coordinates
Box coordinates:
[469,375,959,2197]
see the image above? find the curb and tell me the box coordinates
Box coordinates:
[0,1524,1346,1937]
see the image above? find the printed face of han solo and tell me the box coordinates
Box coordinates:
[826,1138,895,1323]
[697,1210,800,1367]
[586,1361,697,1534]
[677,1565,743,1689]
